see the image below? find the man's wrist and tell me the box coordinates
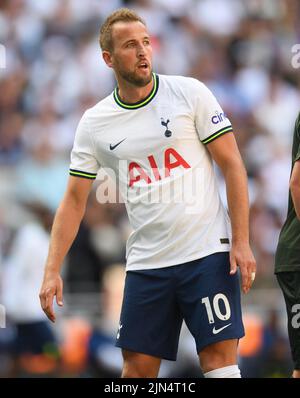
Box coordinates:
[231,238,250,246]
[44,265,61,277]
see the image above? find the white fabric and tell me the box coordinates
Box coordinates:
[70,74,232,271]
[204,365,241,378]
[2,223,50,322]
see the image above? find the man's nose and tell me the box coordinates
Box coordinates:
[137,44,146,57]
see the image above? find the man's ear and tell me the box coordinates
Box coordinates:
[102,51,113,68]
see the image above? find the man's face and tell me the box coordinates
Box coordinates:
[104,21,153,87]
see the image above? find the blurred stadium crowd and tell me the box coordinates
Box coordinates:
[0,0,300,378]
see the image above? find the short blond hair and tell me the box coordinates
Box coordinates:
[99,8,146,52]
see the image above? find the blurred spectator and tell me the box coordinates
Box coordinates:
[87,263,125,377]
[15,136,69,212]
[0,112,24,165]
[261,309,293,377]
[1,202,59,377]
[239,313,265,377]
[65,191,126,294]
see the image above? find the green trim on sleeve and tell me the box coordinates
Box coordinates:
[69,169,97,180]
[201,126,233,145]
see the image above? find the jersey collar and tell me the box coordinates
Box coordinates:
[113,73,159,110]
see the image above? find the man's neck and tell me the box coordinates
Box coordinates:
[117,75,154,104]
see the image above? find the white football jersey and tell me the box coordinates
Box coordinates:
[70,73,233,271]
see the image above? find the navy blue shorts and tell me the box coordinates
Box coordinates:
[115,252,245,361]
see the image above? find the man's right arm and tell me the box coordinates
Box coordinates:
[290,160,300,220]
[39,175,94,322]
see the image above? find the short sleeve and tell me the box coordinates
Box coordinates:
[69,112,100,180]
[193,80,233,145]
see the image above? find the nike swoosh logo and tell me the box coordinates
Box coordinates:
[212,323,232,334]
[109,138,126,150]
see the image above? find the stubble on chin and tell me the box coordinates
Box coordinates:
[119,68,153,87]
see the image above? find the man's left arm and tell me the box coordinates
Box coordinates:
[206,132,256,294]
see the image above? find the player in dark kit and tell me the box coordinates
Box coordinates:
[275,112,300,378]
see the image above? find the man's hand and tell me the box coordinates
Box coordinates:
[229,243,256,294]
[39,273,63,322]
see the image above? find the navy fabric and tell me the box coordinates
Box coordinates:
[115,252,245,360]
[13,321,57,355]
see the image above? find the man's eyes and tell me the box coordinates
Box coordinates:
[126,40,150,48]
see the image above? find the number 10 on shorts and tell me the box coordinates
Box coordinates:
[201,294,231,324]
